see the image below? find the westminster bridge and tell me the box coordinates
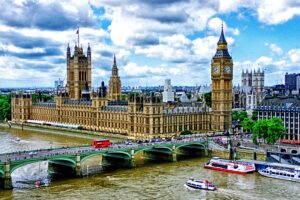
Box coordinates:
[0,137,208,189]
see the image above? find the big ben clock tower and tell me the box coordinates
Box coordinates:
[211,26,233,132]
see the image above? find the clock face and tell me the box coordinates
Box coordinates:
[213,66,219,74]
[225,66,231,74]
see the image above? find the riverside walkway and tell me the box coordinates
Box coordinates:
[0,136,208,189]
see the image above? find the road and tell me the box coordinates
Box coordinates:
[0,136,207,164]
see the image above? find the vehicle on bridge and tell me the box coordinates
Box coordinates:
[93,139,110,148]
[280,139,300,145]
[204,157,256,175]
[258,166,300,182]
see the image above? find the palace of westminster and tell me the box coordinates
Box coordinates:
[11,28,233,139]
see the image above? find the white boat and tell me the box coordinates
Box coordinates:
[15,137,20,141]
[184,178,217,191]
[204,157,255,174]
[258,167,300,182]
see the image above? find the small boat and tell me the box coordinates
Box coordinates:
[204,157,255,175]
[258,167,300,182]
[35,180,46,188]
[184,178,216,191]
[15,137,20,141]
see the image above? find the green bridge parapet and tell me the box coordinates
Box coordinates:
[0,139,207,189]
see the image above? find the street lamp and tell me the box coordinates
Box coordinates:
[225,130,230,150]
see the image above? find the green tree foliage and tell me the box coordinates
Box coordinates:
[204,92,211,107]
[252,118,285,145]
[232,111,239,121]
[121,94,127,101]
[252,120,268,144]
[31,94,38,103]
[242,118,254,132]
[238,111,248,122]
[41,94,52,102]
[0,95,11,120]
[266,118,285,144]
[180,130,193,135]
[252,110,258,121]
[31,93,53,103]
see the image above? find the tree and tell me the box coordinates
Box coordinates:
[238,111,248,122]
[242,118,254,132]
[252,118,285,145]
[204,92,211,107]
[181,130,193,135]
[0,95,11,120]
[266,118,285,144]
[232,111,239,121]
[252,110,258,121]
[252,120,268,145]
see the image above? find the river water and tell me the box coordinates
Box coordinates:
[0,126,300,200]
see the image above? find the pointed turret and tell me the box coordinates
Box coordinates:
[87,43,91,55]
[112,54,118,77]
[214,25,231,58]
[217,24,227,45]
[108,54,122,101]
[74,43,78,56]
[67,43,70,58]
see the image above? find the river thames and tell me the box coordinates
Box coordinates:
[0,126,300,200]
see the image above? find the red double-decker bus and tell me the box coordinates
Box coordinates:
[93,139,110,148]
[280,139,300,145]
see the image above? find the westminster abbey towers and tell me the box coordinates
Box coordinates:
[211,27,233,132]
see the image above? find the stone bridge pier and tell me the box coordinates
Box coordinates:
[0,162,12,190]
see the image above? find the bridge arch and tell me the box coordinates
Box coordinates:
[291,150,298,154]
[280,148,287,153]
[103,151,132,159]
[10,157,76,174]
[175,142,206,151]
[134,146,173,156]
[80,152,104,164]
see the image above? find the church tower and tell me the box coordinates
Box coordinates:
[211,26,233,132]
[108,54,122,101]
[66,43,91,100]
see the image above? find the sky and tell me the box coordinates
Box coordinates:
[1,0,300,88]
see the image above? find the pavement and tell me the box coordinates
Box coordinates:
[0,136,208,164]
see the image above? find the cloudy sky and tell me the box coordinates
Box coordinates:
[1,0,300,88]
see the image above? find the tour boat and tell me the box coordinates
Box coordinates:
[184,178,217,191]
[204,157,255,174]
[258,167,300,182]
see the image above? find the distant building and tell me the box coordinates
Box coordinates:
[257,97,300,141]
[233,69,265,110]
[285,73,300,91]
[54,79,64,90]
[162,79,174,102]
[297,76,300,91]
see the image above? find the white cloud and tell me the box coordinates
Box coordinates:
[208,17,240,35]
[265,43,283,55]
[122,62,165,77]
[287,49,300,63]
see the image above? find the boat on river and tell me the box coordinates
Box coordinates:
[258,167,300,182]
[184,178,217,191]
[204,157,255,174]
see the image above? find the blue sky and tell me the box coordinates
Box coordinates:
[1,0,300,88]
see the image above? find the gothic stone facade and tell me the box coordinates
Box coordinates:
[11,29,232,139]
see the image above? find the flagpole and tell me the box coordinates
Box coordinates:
[77,27,79,46]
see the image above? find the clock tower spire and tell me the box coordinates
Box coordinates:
[211,26,233,132]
